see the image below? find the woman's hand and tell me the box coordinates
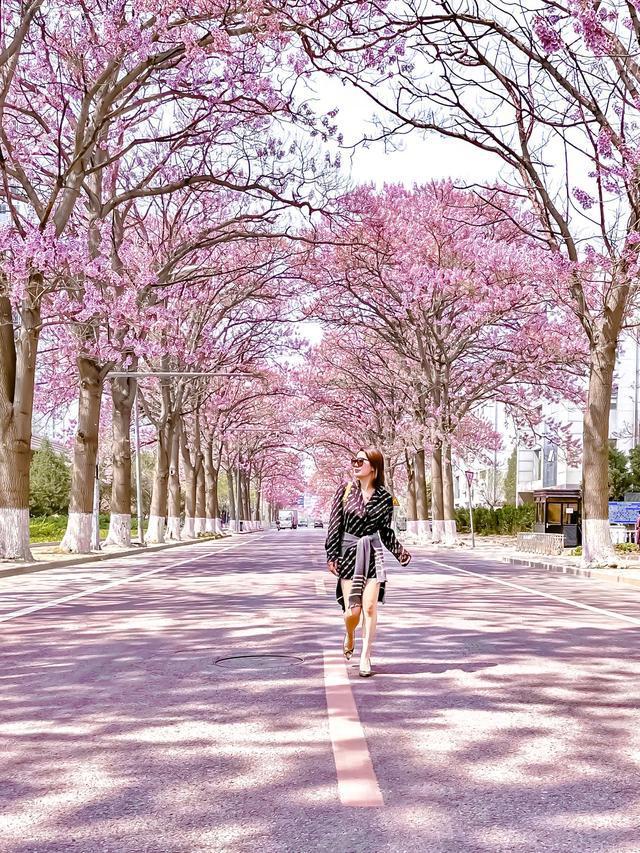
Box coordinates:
[400,552,412,567]
[327,560,339,576]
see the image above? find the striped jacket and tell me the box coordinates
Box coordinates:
[325,480,408,579]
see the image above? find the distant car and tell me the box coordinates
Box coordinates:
[298,519,308,527]
[313,519,324,528]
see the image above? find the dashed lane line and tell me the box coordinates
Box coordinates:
[423,556,640,627]
[315,577,328,595]
[323,650,384,807]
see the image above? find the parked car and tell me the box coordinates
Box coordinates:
[313,519,324,528]
[298,519,308,527]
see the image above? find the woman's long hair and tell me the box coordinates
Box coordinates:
[358,447,385,489]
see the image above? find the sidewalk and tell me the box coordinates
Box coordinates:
[403,532,640,591]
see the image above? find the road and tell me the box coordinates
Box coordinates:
[2,530,640,852]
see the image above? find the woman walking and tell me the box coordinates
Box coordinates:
[325,447,411,677]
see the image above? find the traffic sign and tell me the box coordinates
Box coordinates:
[465,470,475,487]
[297,495,305,507]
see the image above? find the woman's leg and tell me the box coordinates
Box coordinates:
[340,578,361,647]
[360,580,381,666]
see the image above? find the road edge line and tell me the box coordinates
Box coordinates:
[422,556,640,627]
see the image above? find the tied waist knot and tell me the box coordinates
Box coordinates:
[341,531,386,609]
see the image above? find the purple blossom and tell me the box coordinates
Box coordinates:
[573,188,596,209]
[533,16,563,53]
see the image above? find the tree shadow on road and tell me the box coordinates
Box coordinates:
[3,539,640,852]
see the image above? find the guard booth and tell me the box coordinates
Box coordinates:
[533,487,581,547]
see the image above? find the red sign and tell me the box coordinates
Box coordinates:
[465,470,475,487]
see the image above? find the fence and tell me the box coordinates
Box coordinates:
[516,532,565,556]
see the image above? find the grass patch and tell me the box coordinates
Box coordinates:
[30,514,139,544]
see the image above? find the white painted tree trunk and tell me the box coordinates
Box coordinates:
[416,518,431,542]
[583,519,615,564]
[167,516,182,541]
[443,519,457,545]
[205,517,215,533]
[104,513,131,548]
[406,520,419,536]
[430,519,445,543]
[214,518,223,535]
[182,516,196,539]
[194,517,207,536]
[0,508,32,561]
[60,512,93,554]
[146,515,165,544]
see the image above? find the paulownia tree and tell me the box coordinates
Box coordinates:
[0,0,397,558]
[320,0,640,561]
[308,183,584,542]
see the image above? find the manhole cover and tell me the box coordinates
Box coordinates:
[214,654,304,670]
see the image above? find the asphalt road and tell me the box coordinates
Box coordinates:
[2,530,640,852]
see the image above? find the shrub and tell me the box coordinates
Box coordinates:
[30,440,71,516]
[615,542,637,554]
[455,503,535,535]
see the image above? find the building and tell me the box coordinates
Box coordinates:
[455,335,640,507]
[31,433,69,457]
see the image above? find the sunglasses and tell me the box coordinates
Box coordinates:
[351,457,369,467]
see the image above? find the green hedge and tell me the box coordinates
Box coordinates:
[30,514,139,543]
[454,503,535,536]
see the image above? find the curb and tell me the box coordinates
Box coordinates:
[0,530,264,581]
[505,554,640,590]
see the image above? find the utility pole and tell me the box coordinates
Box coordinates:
[236,447,243,533]
[465,469,475,549]
[133,389,145,545]
[91,464,100,551]
[493,400,499,505]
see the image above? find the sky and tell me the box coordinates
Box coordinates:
[315,74,502,189]
[297,74,504,348]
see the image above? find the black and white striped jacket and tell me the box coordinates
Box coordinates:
[325,480,408,579]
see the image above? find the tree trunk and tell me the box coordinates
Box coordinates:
[242,471,251,525]
[167,425,182,541]
[582,342,617,563]
[0,287,41,560]
[415,447,431,541]
[204,451,220,534]
[61,357,104,553]
[180,425,197,540]
[227,466,236,527]
[430,441,445,543]
[147,423,171,543]
[104,376,136,548]
[442,441,457,545]
[254,479,262,522]
[195,463,206,536]
[404,448,418,536]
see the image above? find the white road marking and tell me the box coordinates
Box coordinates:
[424,556,640,627]
[0,539,251,624]
[323,651,384,807]
[315,577,328,595]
